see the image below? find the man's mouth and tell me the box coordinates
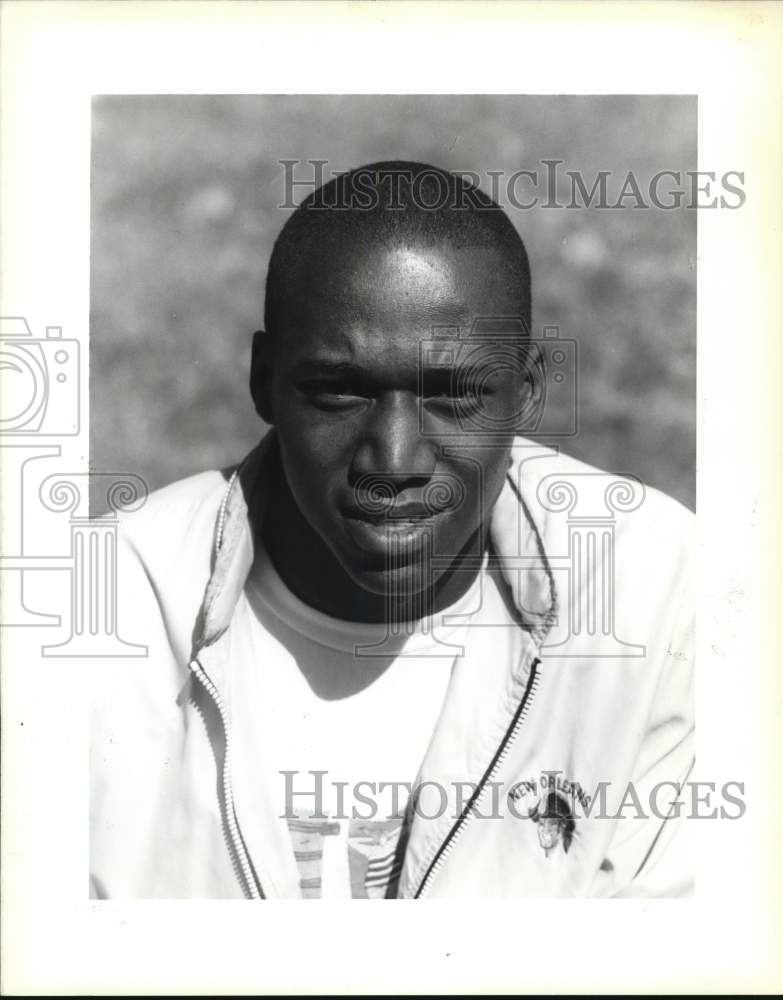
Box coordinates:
[343,499,437,526]
[341,503,442,556]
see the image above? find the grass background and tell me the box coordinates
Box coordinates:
[90,96,696,511]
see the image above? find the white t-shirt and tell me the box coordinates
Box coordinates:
[235,545,514,898]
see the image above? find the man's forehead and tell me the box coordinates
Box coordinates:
[281,325,453,371]
[284,325,525,381]
[281,307,527,356]
[287,243,520,314]
[276,244,526,360]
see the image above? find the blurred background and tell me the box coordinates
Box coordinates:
[91,96,695,511]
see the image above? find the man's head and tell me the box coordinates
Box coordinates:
[252,161,537,613]
[533,791,576,855]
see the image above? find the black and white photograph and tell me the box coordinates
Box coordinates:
[90,95,698,901]
[1,2,781,995]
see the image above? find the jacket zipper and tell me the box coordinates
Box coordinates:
[413,656,541,898]
[190,657,263,900]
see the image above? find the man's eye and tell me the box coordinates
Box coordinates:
[298,382,368,410]
[427,390,460,406]
[425,387,485,414]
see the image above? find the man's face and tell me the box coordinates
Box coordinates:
[537,817,562,853]
[264,241,531,599]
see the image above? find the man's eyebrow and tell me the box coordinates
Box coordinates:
[288,358,515,387]
[288,360,365,380]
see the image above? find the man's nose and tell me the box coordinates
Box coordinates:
[350,391,437,486]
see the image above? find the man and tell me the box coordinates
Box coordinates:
[90,161,694,899]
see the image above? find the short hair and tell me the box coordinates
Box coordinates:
[264,160,531,336]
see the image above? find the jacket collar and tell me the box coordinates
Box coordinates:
[195,432,558,652]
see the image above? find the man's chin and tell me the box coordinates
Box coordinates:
[341,556,440,603]
[332,525,476,605]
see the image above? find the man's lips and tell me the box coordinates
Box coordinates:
[342,499,438,526]
[341,503,443,556]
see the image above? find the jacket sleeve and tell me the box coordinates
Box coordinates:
[89,517,196,898]
[609,540,696,898]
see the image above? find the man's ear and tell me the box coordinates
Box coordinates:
[517,340,545,432]
[250,329,276,424]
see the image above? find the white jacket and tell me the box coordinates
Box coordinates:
[90,434,694,898]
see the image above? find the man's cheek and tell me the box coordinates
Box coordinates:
[282,428,347,478]
[451,456,507,516]
[279,448,335,520]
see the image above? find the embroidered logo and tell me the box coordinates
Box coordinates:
[508,773,585,857]
[529,790,575,856]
